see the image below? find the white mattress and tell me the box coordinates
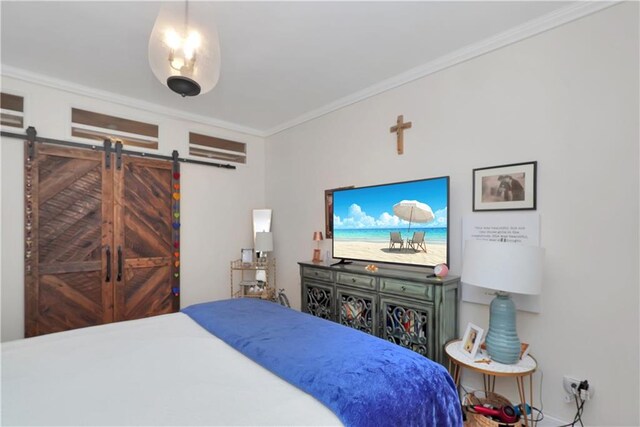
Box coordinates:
[1,313,342,426]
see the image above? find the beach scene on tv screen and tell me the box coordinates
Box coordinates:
[333,178,448,267]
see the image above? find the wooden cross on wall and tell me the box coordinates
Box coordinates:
[389,115,412,155]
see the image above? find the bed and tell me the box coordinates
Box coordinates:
[2,299,462,426]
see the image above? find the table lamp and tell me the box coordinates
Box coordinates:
[461,240,544,364]
[312,231,323,263]
[255,232,273,262]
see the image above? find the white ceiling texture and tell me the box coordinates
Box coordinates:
[0,1,613,136]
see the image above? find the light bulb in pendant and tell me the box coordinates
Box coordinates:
[170,56,185,71]
[185,31,201,51]
[164,29,182,50]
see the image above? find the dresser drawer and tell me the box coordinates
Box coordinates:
[380,278,433,301]
[336,272,376,291]
[302,267,333,282]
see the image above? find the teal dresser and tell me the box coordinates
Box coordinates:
[299,262,459,365]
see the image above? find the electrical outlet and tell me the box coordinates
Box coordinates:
[563,375,581,395]
[563,376,593,402]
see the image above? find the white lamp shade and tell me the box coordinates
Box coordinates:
[255,232,274,253]
[462,240,544,295]
[148,2,221,95]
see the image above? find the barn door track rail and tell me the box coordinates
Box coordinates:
[2,126,236,169]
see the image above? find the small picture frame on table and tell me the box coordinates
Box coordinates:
[241,248,253,266]
[472,161,537,211]
[461,323,484,359]
[520,342,530,360]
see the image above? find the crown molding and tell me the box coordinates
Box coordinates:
[0,65,266,138]
[264,1,619,137]
[0,1,618,139]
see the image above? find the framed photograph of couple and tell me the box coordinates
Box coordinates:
[473,161,537,211]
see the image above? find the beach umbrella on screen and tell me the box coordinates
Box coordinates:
[392,200,435,232]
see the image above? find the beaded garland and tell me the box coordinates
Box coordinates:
[171,161,180,298]
[25,140,34,275]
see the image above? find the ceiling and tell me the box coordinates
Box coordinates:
[1,1,602,136]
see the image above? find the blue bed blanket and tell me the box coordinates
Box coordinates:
[183,299,462,427]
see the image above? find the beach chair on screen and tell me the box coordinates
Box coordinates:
[389,232,404,250]
[407,231,427,252]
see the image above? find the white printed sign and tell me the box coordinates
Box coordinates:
[462,213,541,313]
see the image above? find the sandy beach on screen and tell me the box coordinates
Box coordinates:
[334,241,446,266]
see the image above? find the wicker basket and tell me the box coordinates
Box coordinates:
[463,391,523,427]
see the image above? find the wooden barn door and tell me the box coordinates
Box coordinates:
[25,144,113,337]
[113,156,177,321]
[25,141,179,337]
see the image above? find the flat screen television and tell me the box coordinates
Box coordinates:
[332,176,449,268]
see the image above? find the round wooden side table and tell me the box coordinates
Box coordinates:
[445,339,537,427]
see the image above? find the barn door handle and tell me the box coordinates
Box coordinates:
[105,246,111,282]
[117,246,123,282]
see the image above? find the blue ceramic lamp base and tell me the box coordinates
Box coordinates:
[485,292,521,364]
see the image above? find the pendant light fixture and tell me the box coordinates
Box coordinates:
[148,1,221,97]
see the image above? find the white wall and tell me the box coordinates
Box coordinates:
[265,4,639,426]
[0,76,266,342]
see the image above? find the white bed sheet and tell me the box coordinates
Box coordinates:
[1,313,342,426]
